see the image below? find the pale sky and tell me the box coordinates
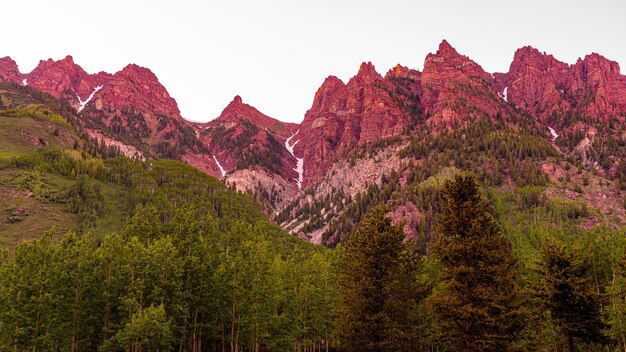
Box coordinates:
[2,0,625,123]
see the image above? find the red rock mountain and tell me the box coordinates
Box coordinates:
[421,40,508,127]
[1,40,625,203]
[500,46,626,121]
[170,96,299,209]
[197,95,299,186]
[26,56,112,109]
[298,62,419,186]
[0,57,21,82]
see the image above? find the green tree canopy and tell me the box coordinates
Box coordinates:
[337,206,427,352]
[428,173,526,352]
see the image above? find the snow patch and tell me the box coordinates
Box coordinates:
[213,155,226,178]
[548,126,559,141]
[76,85,103,113]
[21,79,27,86]
[285,130,304,189]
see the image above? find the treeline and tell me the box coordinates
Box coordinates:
[0,205,339,352]
[0,145,340,351]
[337,174,626,352]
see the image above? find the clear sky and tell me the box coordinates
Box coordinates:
[2,0,625,123]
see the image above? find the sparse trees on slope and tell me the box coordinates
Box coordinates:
[428,174,526,352]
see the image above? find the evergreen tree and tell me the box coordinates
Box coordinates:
[535,239,606,352]
[337,206,426,352]
[428,173,526,352]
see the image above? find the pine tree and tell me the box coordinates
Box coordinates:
[535,239,606,352]
[337,206,426,352]
[428,173,526,352]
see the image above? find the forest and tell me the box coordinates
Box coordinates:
[1,85,626,352]
[1,146,626,351]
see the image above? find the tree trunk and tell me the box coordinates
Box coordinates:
[231,302,236,352]
[567,334,576,352]
[13,289,21,352]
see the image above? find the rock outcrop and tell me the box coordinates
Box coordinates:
[26,56,112,110]
[421,40,506,127]
[503,46,626,121]
[0,57,21,83]
[298,62,417,186]
[198,96,300,202]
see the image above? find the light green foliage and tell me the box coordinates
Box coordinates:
[0,204,340,352]
[105,304,173,352]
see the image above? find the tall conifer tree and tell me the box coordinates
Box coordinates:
[428,174,525,351]
[535,240,606,352]
[337,206,426,352]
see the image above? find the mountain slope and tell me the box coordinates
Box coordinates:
[2,40,625,246]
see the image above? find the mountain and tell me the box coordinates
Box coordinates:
[194,95,300,207]
[298,62,420,187]
[501,46,626,121]
[277,40,626,244]
[0,57,21,82]
[2,40,625,246]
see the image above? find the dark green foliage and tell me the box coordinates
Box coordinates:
[205,119,286,175]
[337,206,427,351]
[428,174,526,352]
[533,240,606,351]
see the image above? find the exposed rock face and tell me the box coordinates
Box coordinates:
[26,56,112,110]
[504,46,626,120]
[0,57,22,82]
[90,64,181,123]
[198,96,299,189]
[78,63,201,161]
[421,40,506,127]
[298,62,416,187]
[3,41,625,222]
[203,95,296,139]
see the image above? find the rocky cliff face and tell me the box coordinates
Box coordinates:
[298,62,418,187]
[421,40,508,127]
[89,64,181,123]
[503,46,626,121]
[2,40,625,227]
[0,57,22,83]
[26,56,112,110]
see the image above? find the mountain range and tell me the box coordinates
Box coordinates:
[1,40,625,245]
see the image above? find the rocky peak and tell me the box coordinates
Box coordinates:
[231,95,243,105]
[26,55,111,103]
[299,60,418,187]
[94,63,182,120]
[349,62,382,86]
[421,40,500,127]
[423,39,489,78]
[573,53,621,81]
[208,95,296,138]
[0,56,21,82]
[386,64,421,80]
[506,47,626,119]
[436,39,456,56]
[305,76,346,120]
